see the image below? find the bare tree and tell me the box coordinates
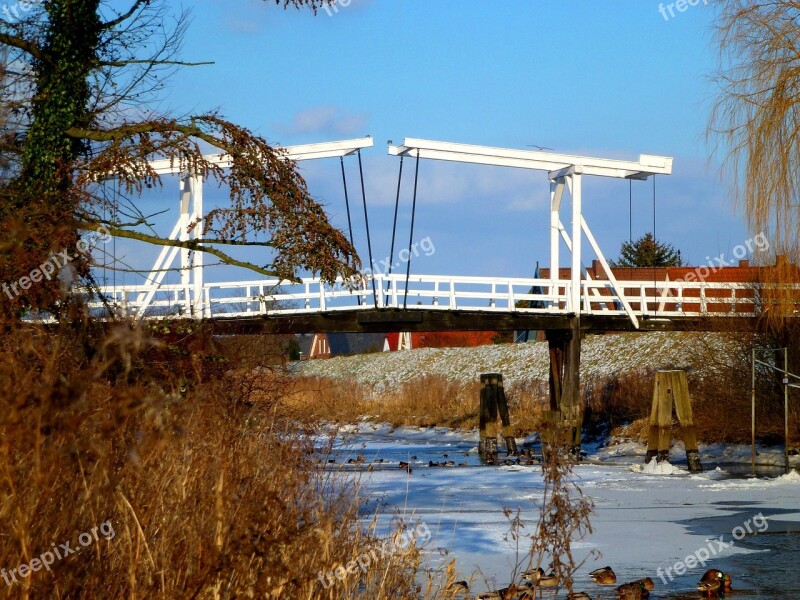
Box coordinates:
[0,0,357,318]
[709,0,800,325]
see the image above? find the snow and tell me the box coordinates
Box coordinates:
[292,332,746,394]
[632,458,686,475]
[326,424,800,598]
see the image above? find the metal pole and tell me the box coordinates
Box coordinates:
[785,348,790,474]
[751,347,756,477]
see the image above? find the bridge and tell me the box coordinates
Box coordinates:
[86,134,792,454]
[88,135,774,335]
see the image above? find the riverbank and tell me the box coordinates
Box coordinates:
[288,332,798,445]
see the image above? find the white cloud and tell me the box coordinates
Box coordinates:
[279,105,370,137]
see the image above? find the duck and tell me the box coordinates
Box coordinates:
[697,579,721,597]
[615,581,649,599]
[446,580,469,596]
[589,566,616,585]
[568,593,593,600]
[522,567,558,588]
[700,569,732,591]
[631,577,654,591]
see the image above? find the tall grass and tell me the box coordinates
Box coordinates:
[0,321,436,599]
[290,331,799,447]
[287,375,547,436]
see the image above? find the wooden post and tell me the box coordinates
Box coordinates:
[751,348,756,477]
[495,375,518,455]
[479,374,499,463]
[646,370,702,472]
[545,318,583,458]
[784,348,790,475]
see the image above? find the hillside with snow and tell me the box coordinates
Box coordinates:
[290,331,746,393]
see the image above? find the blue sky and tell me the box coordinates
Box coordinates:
[108,0,751,286]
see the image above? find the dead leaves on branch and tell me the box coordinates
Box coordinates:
[76,114,361,284]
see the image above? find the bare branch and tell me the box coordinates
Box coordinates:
[80,221,298,281]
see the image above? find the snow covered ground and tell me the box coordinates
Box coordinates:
[293,333,744,393]
[328,423,800,599]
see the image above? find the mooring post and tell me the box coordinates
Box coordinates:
[479,374,499,463]
[784,348,790,475]
[672,371,703,473]
[646,371,674,463]
[646,370,702,472]
[563,317,582,457]
[544,319,583,458]
[495,374,518,455]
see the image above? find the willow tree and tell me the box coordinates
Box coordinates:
[709,0,800,325]
[0,0,357,318]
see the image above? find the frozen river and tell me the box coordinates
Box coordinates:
[327,424,800,599]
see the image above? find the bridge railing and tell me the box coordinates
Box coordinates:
[86,275,571,319]
[377,274,569,312]
[582,279,795,317]
[84,275,795,321]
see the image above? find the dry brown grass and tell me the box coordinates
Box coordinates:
[288,329,800,448]
[0,320,442,600]
[585,330,800,445]
[286,375,547,437]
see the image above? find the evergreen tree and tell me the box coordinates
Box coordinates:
[611,232,682,268]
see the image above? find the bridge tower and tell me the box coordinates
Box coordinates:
[388,139,673,452]
[128,137,374,318]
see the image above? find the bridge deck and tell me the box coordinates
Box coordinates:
[203,309,759,335]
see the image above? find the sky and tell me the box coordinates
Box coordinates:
[105,0,753,287]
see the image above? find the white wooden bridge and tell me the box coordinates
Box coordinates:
[87,136,782,332]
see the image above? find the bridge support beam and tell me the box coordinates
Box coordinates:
[544,317,582,457]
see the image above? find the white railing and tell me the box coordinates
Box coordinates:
[82,274,790,323]
[85,275,569,320]
[581,279,771,318]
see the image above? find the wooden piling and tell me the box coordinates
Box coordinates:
[646,370,702,472]
[495,375,518,455]
[544,318,583,457]
[479,374,499,463]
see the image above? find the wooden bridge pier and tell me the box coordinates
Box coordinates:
[543,317,583,458]
[646,370,703,473]
[479,373,518,463]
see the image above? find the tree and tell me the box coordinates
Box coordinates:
[709,0,800,325]
[0,0,357,318]
[611,232,682,268]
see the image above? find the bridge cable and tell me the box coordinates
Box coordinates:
[357,149,378,308]
[653,174,657,315]
[403,150,421,309]
[339,157,360,305]
[629,179,633,243]
[386,155,405,305]
[339,157,356,250]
